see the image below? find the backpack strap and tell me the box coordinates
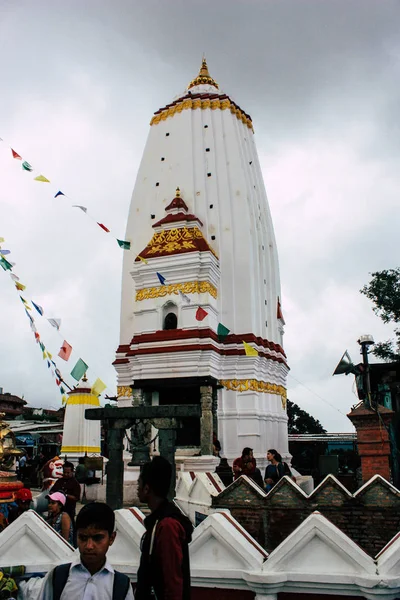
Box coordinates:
[112,570,131,600]
[52,563,71,600]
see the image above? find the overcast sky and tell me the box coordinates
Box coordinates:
[0,0,399,432]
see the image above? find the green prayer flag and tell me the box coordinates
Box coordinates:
[22,161,33,172]
[217,323,230,339]
[117,239,131,250]
[70,358,88,381]
[0,256,12,271]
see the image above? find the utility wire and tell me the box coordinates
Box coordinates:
[287,373,348,418]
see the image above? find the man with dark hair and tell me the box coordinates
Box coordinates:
[136,456,193,600]
[38,502,134,599]
[232,447,257,480]
[51,461,81,522]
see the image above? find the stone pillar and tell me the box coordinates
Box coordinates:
[200,385,213,456]
[255,595,278,600]
[212,387,219,439]
[128,389,151,466]
[106,424,125,509]
[348,403,394,483]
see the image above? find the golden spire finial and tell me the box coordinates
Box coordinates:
[175,187,181,197]
[188,58,219,90]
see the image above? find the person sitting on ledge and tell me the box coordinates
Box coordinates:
[232,447,257,480]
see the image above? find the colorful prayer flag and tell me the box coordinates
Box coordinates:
[178,290,191,304]
[60,386,65,394]
[15,282,26,291]
[34,175,50,183]
[0,238,4,243]
[54,191,65,198]
[34,332,40,341]
[32,301,44,316]
[195,307,208,321]
[91,378,107,396]
[10,273,19,281]
[48,318,61,330]
[61,395,67,405]
[39,341,45,352]
[242,341,259,357]
[117,239,131,250]
[72,205,87,213]
[25,308,33,323]
[11,149,22,160]
[0,249,10,255]
[157,272,166,285]
[138,255,148,264]
[70,358,88,382]
[42,351,47,360]
[217,323,230,339]
[46,351,52,359]
[47,360,51,368]
[22,161,33,172]
[97,223,110,233]
[20,296,31,309]
[0,256,13,271]
[58,340,72,361]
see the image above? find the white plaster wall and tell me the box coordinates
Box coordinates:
[120,90,281,348]
[61,402,101,457]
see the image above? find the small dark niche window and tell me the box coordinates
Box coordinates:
[265,320,268,327]
[262,245,264,250]
[207,172,212,177]
[151,214,155,219]
[254,185,256,189]
[206,148,210,152]
[204,125,208,128]
[155,182,159,187]
[164,312,177,330]
[211,235,216,240]
[264,279,266,284]
[249,161,252,165]
[166,133,170,136]
[161,157,165,161]
[265,300,267,305]
[209,204,213,209]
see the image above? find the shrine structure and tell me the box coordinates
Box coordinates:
[114,59,289,469]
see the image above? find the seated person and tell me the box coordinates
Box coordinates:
[232,447,257,480]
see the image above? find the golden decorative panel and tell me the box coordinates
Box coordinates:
[219,379,287,407]
[117,385,133,398]
[136,280,217,301]
[144,227,218,259]
[150,97,253,131]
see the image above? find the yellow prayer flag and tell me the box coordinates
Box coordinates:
[138,255,148,264]
[242,341,259,357]
[91,377,107,396]
[15,282,26,291]
[34,175,50,183]
[61,395,67,405]
[42,351,47,360]
[47,351,52,359]
[0,238,4,243]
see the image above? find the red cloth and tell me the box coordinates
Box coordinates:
[232,457,257,480]
[153,517,185,599]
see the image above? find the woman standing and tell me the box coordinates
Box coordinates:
[264,449,285,491]
[46,491,73,545]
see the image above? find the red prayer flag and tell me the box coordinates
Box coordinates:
[97,223,110,233]
[195,307,208,321]
[11,149,22,160]
[58,340,72,361]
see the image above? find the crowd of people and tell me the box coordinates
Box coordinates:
[5,448,293,598]
[233,447,295,491]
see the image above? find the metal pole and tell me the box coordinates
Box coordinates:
[361,342,372,409]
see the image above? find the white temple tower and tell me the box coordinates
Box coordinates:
[61,378,101,461]
[115,60,289,467]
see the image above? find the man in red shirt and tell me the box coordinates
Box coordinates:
[136,456,193,600]
[232,447,257,480]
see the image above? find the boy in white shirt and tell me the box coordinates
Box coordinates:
[39,502,134,600]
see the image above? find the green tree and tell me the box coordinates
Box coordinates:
[287,399,326,434]
[360,268,400,362]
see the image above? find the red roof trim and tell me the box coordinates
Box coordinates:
[165,197,189,212]
[117,328,286,357]
[152,212,203,228]
[220,512,269,558]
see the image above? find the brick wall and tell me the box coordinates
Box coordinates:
[213,474,400,557]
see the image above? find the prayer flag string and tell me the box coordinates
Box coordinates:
[1,137,131,252]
